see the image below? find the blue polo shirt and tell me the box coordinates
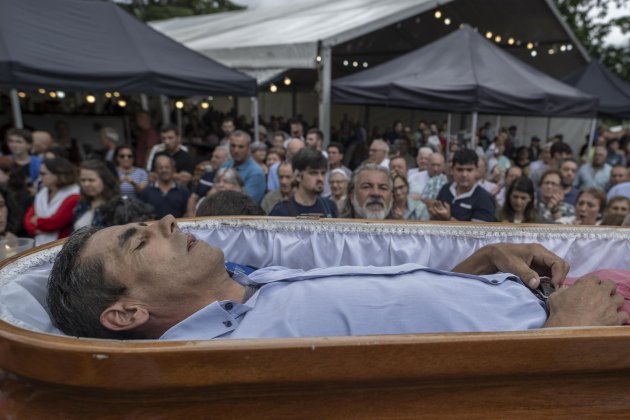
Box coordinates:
[222,157,265,203]
[160,264,547,340]
[436,183,497,222]
[139,181,189,219]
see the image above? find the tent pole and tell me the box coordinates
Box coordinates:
[10,89,23,129]
[140,94,149,111]
[470,111,478,149]
[496,115,501,132]
[446,112,452,157]
[586,118,597,159]
[318,46,332,147]
[160,95,170,125]
[177,108,182,137]
[545,117,551,141]
[252,96,260,143]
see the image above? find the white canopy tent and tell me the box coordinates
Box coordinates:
[152,0,590,142]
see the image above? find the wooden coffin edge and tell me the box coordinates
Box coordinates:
[0,217,628,392]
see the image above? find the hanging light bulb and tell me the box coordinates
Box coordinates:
[117,99,127,107]
[49,91,57,98]
[352,61,359,67]
[85,94,96,104]
[526,42,534,50]
[316,55,322,62]
[56,91,66,99]
[362,62,368,68]
[283,77,291,86]
[105,92,112,98]
[17,92,26,98]
[560,45,567,52]
[434,10,442,19]
[175,100,184,109]
[508,38,515,45]
[269,84,278,93]
[38,88,46,95]
[343,60,349,66]
[485,31,493,39]
[494,35,502,43]
[531,50,537,57]
[113,92,120,98]
[444,18,451,25]
[200,102,209,109]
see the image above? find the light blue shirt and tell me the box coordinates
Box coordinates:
[160,264,548,340]
[222,157,266,203]
[576,163,611,190]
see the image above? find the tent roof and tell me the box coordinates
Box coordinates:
[563,61,630,119]
[331,26,597,118]
[0,0,257,97]
[152,0,590,84]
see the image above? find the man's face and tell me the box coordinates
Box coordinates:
[560,161,578,186]
[540,146,551,164]
[369,142,386,164]
[272,135,285,148]
[210,148,228,171]
[229,135,250,164]
[32,131,53,155]
[416,150,432,170]
[327,146,342,167]
[610,167,629,186]
[278,164,295,195]
[83,216,225,322]
[608,199,630,217]
[290,122,303,138]
[505,166,523,187]
[593,147,607,166]
[452,163,477,191]
[221,121,235,136]
[427,155,445,177]
[299,167,325,194]
[155,157,174,183]
[7,135,30,156]
[160,130,181,154]
[305,133,321,150]
[389,158,407,177]
[540,173,562,200]
[351,170,393,219]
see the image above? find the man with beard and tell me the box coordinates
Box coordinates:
[348,164,393,219]
[270,149,337,218]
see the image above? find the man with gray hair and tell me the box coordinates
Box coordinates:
[368,139,390,169]
[222,130,265,203]
[576,146,612,191]
[348,163,393,219]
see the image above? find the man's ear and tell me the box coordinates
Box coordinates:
[100,300,149,332]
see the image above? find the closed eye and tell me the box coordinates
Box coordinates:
[134,240,147,252]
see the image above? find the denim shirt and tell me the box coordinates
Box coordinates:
[160,264,547,340]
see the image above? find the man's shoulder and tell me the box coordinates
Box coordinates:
[269,199,290,216]
[436,182,454,200]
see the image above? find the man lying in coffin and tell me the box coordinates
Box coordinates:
[47,215,628,340]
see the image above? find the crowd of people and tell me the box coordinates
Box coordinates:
[1,112,629,247]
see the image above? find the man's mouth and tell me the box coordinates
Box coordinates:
[187,234,198,251]
[365,200,385,210]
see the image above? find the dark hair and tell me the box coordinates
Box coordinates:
[577,188,606,213]
[451,148,478,167]
[79,160,120,202]
[45,146,70,160]
[43,158,78,188]
[327,142,345,155]
[100,195,155,227]
[114,144,135,159]
[6,128,33,144]
[267,147,286,161]
[0,186,20,234]
[550,142,572,159]
[501,176,536,223]
[160,124,179,135]
[47,226,140,339]
[196,191,265,217]
[307,128,324,141]
[292,148,327,172]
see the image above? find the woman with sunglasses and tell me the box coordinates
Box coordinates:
[115,145,148,199]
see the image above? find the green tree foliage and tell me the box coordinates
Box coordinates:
[554,0,630,81]
[117,0,243,23]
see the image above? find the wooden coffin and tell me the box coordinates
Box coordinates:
[0,218,629,419]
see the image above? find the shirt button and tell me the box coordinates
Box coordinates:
[225,302,233,310]
[223,321,233,328]
[491,280,499,284]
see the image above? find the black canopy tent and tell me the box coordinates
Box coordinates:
[563,60,630,120]
[332,26,598,145]
[0,0,257,129]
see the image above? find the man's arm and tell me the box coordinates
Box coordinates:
[451,243,570,289]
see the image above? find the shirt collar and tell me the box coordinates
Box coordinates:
[449,182,479,200]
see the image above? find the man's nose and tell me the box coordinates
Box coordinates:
[156,215,177,236]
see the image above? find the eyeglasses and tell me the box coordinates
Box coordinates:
[542,181,560,187]
[118,154,133,159]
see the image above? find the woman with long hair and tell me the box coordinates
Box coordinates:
[499,176,537,223]
[0,187,20,240]
[390,171,429,221]
[23,158,80,246]
[73,160,120,230]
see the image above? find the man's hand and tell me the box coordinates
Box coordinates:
[429,201,451,220]
[452,243,570,289]
[545,276,628,327]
